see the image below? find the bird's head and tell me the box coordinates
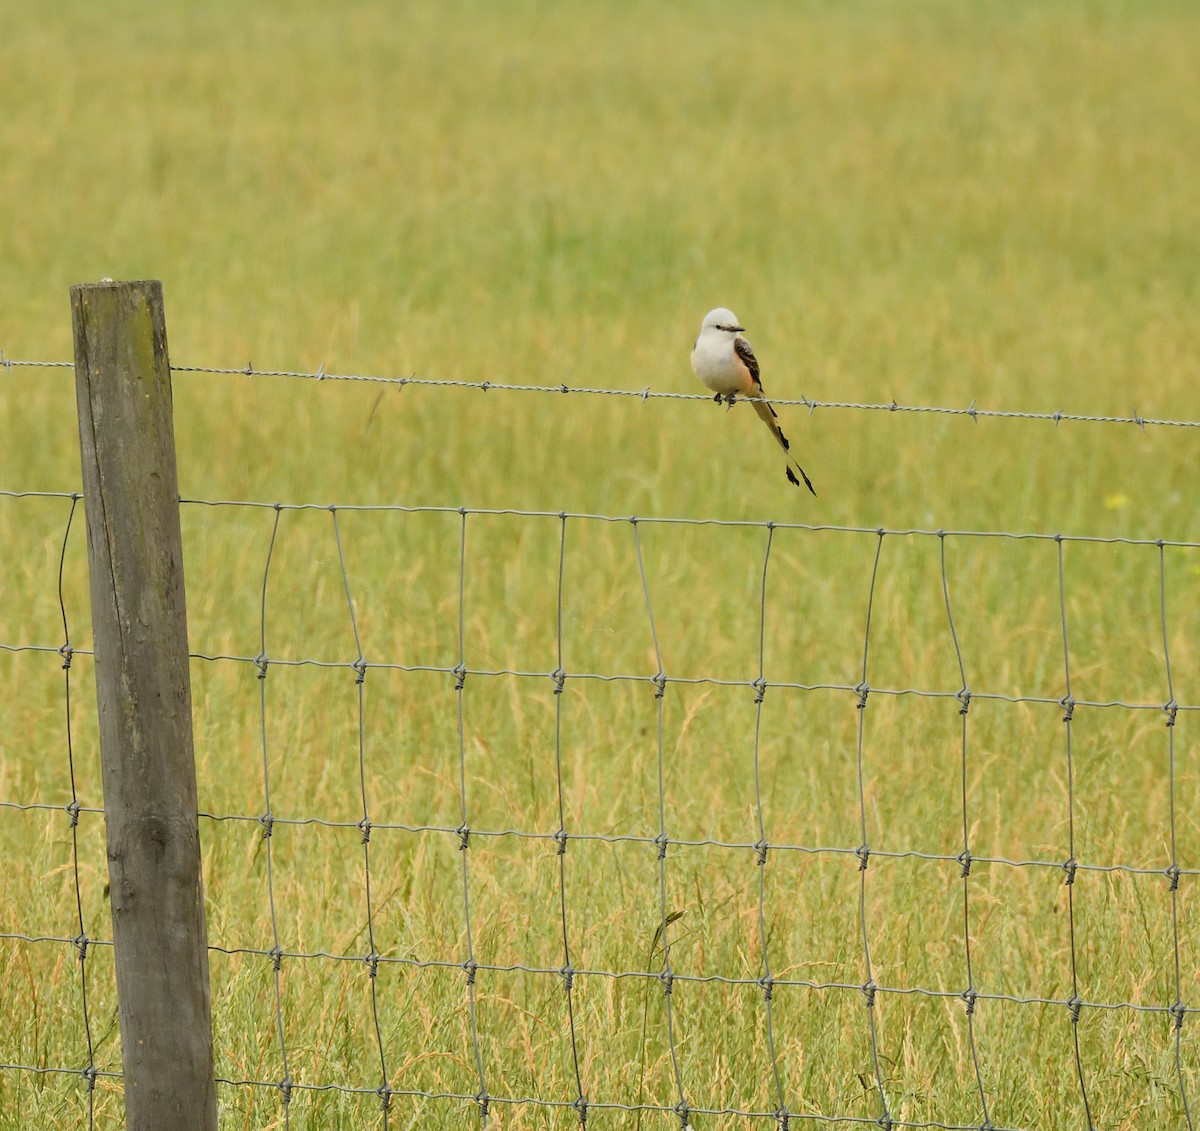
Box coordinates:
[700,307,745,335]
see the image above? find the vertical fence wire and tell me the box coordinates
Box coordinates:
[58,494,98,1124]
[330,507,392,1124]
[853,530,891,1125]
[550,513,589,1126]
[632,517,690,1127]
[938,532,993,1127]
[453,509,491,1125]
[1055,536,1095,1129]
[254,504,294,1124]
[750,523,789,1127]
[1159,543,1194,1129]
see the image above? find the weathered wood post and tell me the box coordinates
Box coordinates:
[71,279,217,1130]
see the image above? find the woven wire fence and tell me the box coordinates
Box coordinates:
[1,358,1198,1129]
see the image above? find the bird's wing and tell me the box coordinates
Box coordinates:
[733,336,761,387]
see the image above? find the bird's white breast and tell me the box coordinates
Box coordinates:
[690,332,741,395]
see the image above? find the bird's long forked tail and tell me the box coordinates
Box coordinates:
[749,395,817,495]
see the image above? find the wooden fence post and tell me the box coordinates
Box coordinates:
[71,279,217,1130]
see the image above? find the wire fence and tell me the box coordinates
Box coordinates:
[2,356,1198,1129]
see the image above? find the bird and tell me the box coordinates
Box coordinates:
[689,307,816,494]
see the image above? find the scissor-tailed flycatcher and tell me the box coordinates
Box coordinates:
[690,307,816,495]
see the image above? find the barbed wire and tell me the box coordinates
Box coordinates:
[3,355,1199,430]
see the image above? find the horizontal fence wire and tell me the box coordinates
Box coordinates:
[3,354,1200,429]
[2,369,1197,1129]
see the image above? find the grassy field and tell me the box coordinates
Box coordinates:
[3,1,1200,1128]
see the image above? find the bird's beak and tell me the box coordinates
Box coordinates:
[731,325,745,333]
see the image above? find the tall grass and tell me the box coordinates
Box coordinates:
[2,1,1199,1127]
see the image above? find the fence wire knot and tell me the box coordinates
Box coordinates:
[351,656,367,684]
[462,959,478,986]
[755,838,769,867]
[674,1101,691,1128]
[72,932,89,962]
[1061,856,1077,886]
[961,986,977,1015]
[775,1107,790,1130]
[956,686,971,715]
[861,979,877,1007]
[759,974,774,1001]
[574,1094,589,1125]
[364,951,380,978]
[254,652,269,680]
[1164,699,1179,728]
[560,963,575,993]
[358,817,372,843]
[268,945,283,972]
[550,666,566,694]
[452,663,467,691]
[854,682,870,711]
[475,1089,490,1120]
[957,849,972,878]
[457,823,470,851]
[376,1083,393,1112]
[1166,863,1181,892]
[553,826,569,856]
[58,642,73,670]
[659,969,675,995]
[752,675,767,704]
[81,1064,97,1091]
[259,811,274,839]
[855,843,871,872]
[1059,693,1075,722]
[1066,994,1082,1024]
[1170,1000,1186,1031]
[65,799,81,828]
[654,831,669,860]
[652,670,667,699]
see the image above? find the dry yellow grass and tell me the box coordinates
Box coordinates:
[2,2,1200,1127]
